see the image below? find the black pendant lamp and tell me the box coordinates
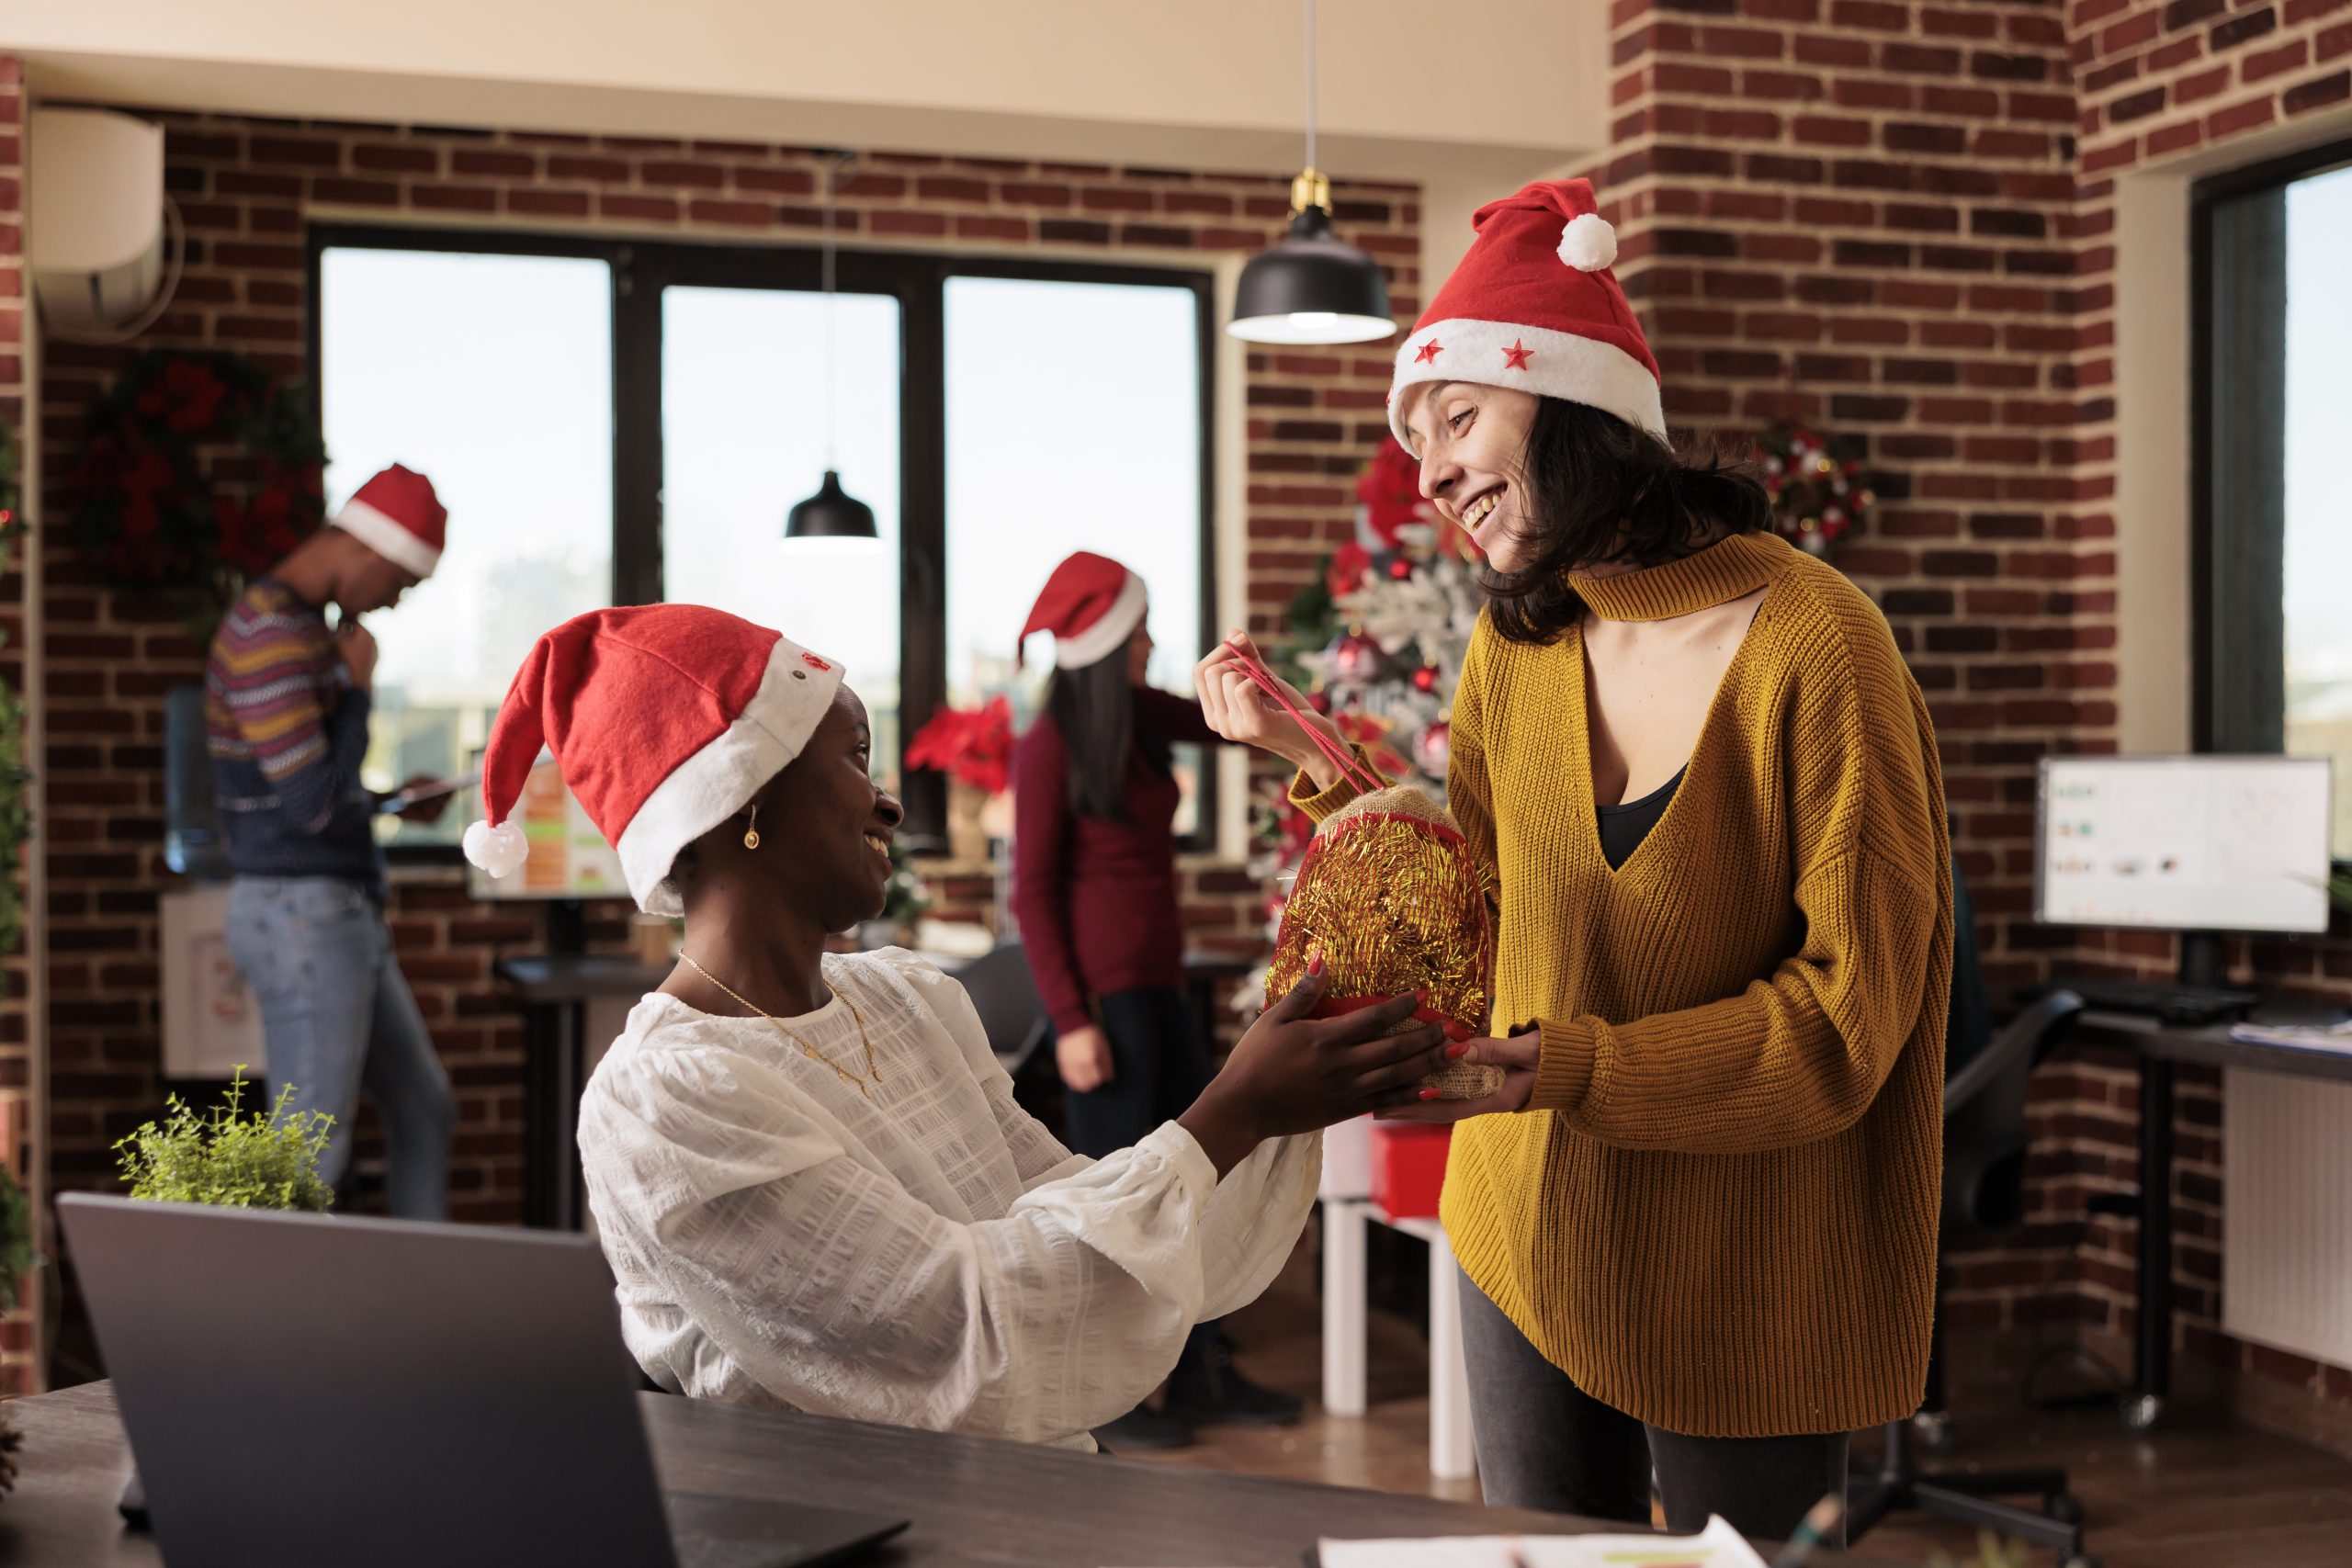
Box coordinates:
[1227,0,1396,345]
[784,151,881,553]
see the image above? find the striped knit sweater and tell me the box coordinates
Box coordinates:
[1295,530,1951,1438]
[205,578,383,891]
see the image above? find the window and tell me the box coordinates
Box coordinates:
[944,276,1210,833]
[311,231,1216,852]
[316,246,614,847]
[2196,145,2352,855]
[662,286,905,787]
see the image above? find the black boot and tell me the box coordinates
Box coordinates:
[1163,1323,1304,1428]
[1091,1400,1193,1453]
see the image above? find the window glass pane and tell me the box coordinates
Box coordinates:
[944,276,1205,829]
[2282,164,2352,854]
[319,248,615,847]
[662,287,903,787]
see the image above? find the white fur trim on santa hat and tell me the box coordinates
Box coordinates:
[1051,570,1147,669]
[615,637,846,915]
[332,496,443,579]
[1388,317,1668,447]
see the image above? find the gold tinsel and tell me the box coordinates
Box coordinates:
[1265,784,1503,1100]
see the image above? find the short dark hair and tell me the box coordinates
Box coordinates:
[1483,399,1771,647]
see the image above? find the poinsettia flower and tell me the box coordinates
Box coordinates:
[907,694,1014,796]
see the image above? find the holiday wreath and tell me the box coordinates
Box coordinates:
[71,349,328,601]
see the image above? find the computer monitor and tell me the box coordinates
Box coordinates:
[464,750,630,904]
[2033,754,2333,935]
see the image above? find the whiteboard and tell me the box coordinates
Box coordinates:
[2035,755,2333,933]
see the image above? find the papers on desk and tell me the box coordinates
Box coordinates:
[1317,1515,1768,1568]
[2227,1018,2352,1055]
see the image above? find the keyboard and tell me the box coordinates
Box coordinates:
[2046,976,2262,1026]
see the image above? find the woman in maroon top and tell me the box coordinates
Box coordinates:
[1010,552,1300,1450]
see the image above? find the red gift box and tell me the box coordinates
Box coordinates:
[1369,1122,1453,1221]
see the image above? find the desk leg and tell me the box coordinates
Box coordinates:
[554,999,588,1232]
[1322,1199,1369,1418]
[522,1000,557,1229]
[2129,1054,2174,1431]
[1426,1227,1476,1482]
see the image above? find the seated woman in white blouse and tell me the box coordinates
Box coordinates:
[461,604,1453,1451]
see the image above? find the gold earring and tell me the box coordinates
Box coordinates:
[742,806,761,851]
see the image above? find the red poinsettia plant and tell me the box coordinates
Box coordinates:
[906,695,1015,796]
[72,350,329,611]
[1354,436,1477,560]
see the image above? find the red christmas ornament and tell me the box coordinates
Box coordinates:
[1329,629,1385,687]
[1411,663,1440,694]
[1386,557,1414,581]
[1414,719,1452,777]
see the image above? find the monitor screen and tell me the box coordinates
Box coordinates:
[464,751,630,903]
[2034,755,2333,934]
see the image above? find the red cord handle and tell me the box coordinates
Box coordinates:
[1217,638,1382,795]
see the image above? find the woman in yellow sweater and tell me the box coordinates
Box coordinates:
[1197,179,1950,1541]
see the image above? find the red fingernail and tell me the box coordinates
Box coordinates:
[1418,1087,1442,1101]
[1445,1043,1469,1060]
[1307,947,1325,974]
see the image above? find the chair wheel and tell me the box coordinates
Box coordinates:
[2120,1393,2161,1432]
[2062,1556,2099,1568]
[2047,1492,2085,1525]
[1910,1409,1955,1455]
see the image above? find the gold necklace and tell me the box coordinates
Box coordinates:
[677,953,886,1099]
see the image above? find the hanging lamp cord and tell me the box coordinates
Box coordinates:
[1303,0,1317,174]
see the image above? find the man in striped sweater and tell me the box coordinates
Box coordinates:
[206,464,458,1218]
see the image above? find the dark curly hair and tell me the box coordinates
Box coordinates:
[1481,399,1771,647]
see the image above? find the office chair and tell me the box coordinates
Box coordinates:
[953,942,1053,1081]
[1846,970,2095,1567]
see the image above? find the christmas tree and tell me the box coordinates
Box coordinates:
[1250,438,1483,908]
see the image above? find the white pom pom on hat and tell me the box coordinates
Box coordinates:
[462,818,528,879]
[1557,212,1618,273]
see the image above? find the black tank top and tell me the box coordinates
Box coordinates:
[1598,765,1686,871]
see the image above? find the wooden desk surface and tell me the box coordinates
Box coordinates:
[2072,999,2352,1085]
[0,1382,1883,1566]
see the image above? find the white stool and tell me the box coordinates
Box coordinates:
[1319,1190,1476,1482]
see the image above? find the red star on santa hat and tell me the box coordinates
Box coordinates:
[1414,338,1444,365]
[1502,339,1534,370]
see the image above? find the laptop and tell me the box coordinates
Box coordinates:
[58,1194,908,1568]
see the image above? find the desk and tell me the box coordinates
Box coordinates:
[0,1382,1883,1566]
[495,954,672,1230]
[2071,998,2352,1429]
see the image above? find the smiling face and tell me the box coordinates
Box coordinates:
[684,686,905,934]
[1396,381,1544,574]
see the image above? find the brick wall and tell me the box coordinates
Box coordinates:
[2067,0,2352,1433]
[0,51,31,1396]
[1602,0,2352,1443]
[33,113,1417,1364]
[1600,0,2097,1348]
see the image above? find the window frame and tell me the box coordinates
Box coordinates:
[306,224,1220,863]
[2189,139,2352,768]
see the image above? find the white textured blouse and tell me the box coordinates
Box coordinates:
[576,946,1318,1450]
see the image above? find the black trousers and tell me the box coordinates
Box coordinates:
[1059,987,1221,1383]
[1059,986,1215,1160]
[1456,1275,1847,1543]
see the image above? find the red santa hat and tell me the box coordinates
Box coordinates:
[1388,178,1665,448]
[461,604,845,915]
[330,463,447,579]
[1018,551,1147,670]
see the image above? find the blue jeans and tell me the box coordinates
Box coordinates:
[225,877,455,1219]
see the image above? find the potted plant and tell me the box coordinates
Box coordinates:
[114,1067,336,1213]
[107,1069,335,1517]
[905,695,1015,864]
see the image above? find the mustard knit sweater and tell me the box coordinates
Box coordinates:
[1295,531,1951,1438]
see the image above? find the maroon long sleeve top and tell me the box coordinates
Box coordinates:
[1009,687,1221,1036]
